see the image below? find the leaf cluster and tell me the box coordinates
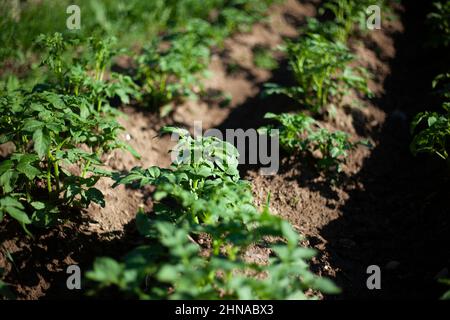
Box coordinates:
[259,112,364,173]
[411,74,450,161]
[265,34,371,113]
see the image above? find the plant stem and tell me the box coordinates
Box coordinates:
[46,159,52,195]
[99,67,105,82]
[81,159,91,178]
[53,161,60,195]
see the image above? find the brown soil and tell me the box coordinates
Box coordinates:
[1,0,449,300]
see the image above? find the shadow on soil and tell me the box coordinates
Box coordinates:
[319,0,450,299]
[0,212,140,300]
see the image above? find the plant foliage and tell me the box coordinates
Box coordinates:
[0,33,139,232]
[259,112,365,173]
[264,34,371,113]
[87,129,340,299]
[411,74,450,161]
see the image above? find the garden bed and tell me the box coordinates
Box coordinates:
[1,0,449,300]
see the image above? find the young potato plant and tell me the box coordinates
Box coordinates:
[0,89,108,230]
[37,33,141,113]
[259,112,365,173]
[0,34,139,232]
[253,46,278,70]
[86,128,340,299]
[113,126,244,226]
[264,34,371,113]
[304,17,345,43]
[411,74,450,161]
[135,22,212,109]
[321,0,367,42]
[411,104,450,160]
[133,0,279,110]
[321,0,391,42]
[439,278,450,300]
[217,0,278,34]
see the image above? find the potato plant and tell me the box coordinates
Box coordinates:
[320,0,391,42]
[37,33,141,112]
[135,22,212,109]
[217,0,279,34]
[0,34,140,232]
[439,279,450,300]
[411,104,450,160]
[264,34,371,113]
[132,0,279,110]
[87,129,340,299]
[411,74,450,162]
[253,46,278,70]
[259,112,366,173]
[321,0,369,42]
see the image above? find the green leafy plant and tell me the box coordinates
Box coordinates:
[135,24,212,108]
[321,0,368,42]
[411,74,450,161]
[87,128,339,299]
[303,17,345,42]
[439,278,450,300]
[218,0,277,34]
[264,34,371,113]
[259,112,365,173]
[113,126,243,225]
[0,89,109,229]
[411,104,450,160]
[320,0,391,42]
[37,33,140,112]
[0,34,139,232]
[253,46,278,70]
[132,0,279,109]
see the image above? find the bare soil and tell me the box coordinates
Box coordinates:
[1,0,449,300]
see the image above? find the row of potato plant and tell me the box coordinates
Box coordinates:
[260,0,388,175]
[85,0,382,299]
[0,34,139,233]
[87,128,340,299]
